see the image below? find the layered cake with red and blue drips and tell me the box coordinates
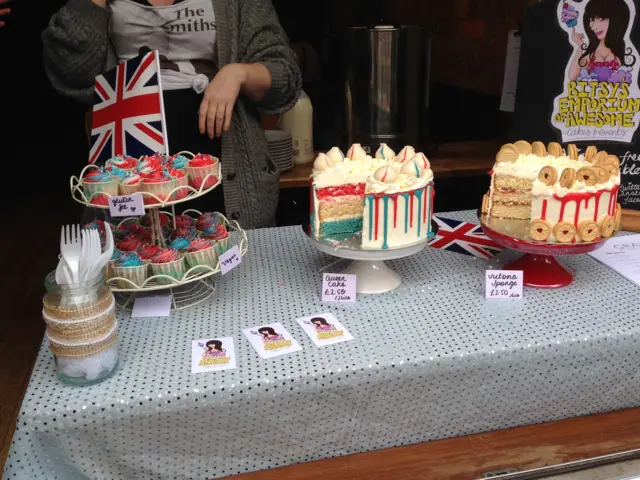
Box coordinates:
[311,143,435,250]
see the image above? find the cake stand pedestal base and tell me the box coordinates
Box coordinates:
[342,260,402,294]
[505,254,574,289]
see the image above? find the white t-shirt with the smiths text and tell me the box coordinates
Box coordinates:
[109,0,217,92]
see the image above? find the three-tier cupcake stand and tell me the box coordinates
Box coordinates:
[70,161,248,310]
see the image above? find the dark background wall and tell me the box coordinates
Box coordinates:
[0,0,531,217]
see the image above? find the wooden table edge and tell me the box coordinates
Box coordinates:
[230,407,640,480]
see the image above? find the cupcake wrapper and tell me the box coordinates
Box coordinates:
[110,263,148,288]
[173,175,190,200]
[215,237,230,255]
[83,179,119,201]
[141,179,177,205]
[118,183,141,196]
[186,164,218,190]
[150,256,186,284]
[185,244,218,274]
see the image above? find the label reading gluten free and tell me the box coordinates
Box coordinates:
[109,193,145,217]
[322,273,356,303]
[485,270,523,299]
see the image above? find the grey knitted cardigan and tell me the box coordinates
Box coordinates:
[42,0,302,229]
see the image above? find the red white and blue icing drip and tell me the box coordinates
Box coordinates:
[310,144,434,249]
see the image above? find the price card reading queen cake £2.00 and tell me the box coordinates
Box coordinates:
[485,270,523,299]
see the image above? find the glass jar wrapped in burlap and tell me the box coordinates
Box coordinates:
[42,271,119,386]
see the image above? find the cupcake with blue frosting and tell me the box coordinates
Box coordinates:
[110,252,148,289]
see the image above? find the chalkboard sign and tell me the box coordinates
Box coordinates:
[512,0,640,213]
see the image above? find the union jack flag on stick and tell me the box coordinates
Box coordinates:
[89,50,168,164]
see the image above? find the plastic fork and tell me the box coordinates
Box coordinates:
[91,223,114,279]
[60,224,82,283]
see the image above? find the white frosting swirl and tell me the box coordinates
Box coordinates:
[373,166,398,183]
[313,153,334,172]
[531,175,621,197]
[400,159,423,178]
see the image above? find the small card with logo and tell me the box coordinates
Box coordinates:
[296,313,354,348]
[191,337,237,374]
[242,322,302,359]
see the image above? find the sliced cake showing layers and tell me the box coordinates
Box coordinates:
[482,141,622,244]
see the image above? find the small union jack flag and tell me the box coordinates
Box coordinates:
[428,216,503,259]
[89,50,168,164]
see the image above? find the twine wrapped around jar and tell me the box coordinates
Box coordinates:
[47,323,118,359]
[42,288,113,320]
[43,297,116,342]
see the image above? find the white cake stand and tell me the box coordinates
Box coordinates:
[308,238,426,293]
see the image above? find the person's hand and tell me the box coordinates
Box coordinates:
[198,64,246,139]
[0,0,11,28]
[572,27,585,48]
[92,0,108,7]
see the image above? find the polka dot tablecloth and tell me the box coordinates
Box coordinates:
[5,210,640,480]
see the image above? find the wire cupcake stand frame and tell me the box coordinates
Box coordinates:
[69,160,248,310]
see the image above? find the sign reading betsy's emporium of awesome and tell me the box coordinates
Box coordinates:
[550,0,640,208]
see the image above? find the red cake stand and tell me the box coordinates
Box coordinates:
[479,213,611,289]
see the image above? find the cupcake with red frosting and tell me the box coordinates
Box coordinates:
[196,212,222,232]
[185,238,218,273]
[82,167,118,205]
[139,212,171,228]
[118,236,145,252]
[140,169,176,205]
[106,155,138,172]
[137,243,161,262]
[168,154,189,170]
[200,224,230,254]
[118,171,142,195]
[172,227,198,242]
[137,156,162,175]
[186,153,219,190]
[174,214,196,229]
[114,222,144,240]
[150,248,185,284]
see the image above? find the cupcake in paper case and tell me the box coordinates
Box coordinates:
[169,168,189,200]
[150,248,185,284]
[140,169,177,205]
[169,236,192,253]
[110,252,148,288]
[107,165,130,181]
[185,238,218,274]
[107,154,138,172]
[186,153,219,190]
[118,172,142,195]
[137,243,161,262]
[82,168,118,206]
[174,214,196,229]
[200,225,230,254]
[196,212,223,232]
[107,248,124,278]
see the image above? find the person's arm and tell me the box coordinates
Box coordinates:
[41,0,111,104]
[237,0,302,114]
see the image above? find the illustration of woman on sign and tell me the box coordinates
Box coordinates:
[308,317,336,332]
[257,327,284,343]
[565,0,636,83]
[202,340,226,358]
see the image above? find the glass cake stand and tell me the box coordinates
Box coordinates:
[479,211,613,288]
[302,220,438,294]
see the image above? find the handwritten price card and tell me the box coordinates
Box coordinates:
[322,273,356,303]
[109,193,145,217]
[219,245,241,275]
[485,270,523,299]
